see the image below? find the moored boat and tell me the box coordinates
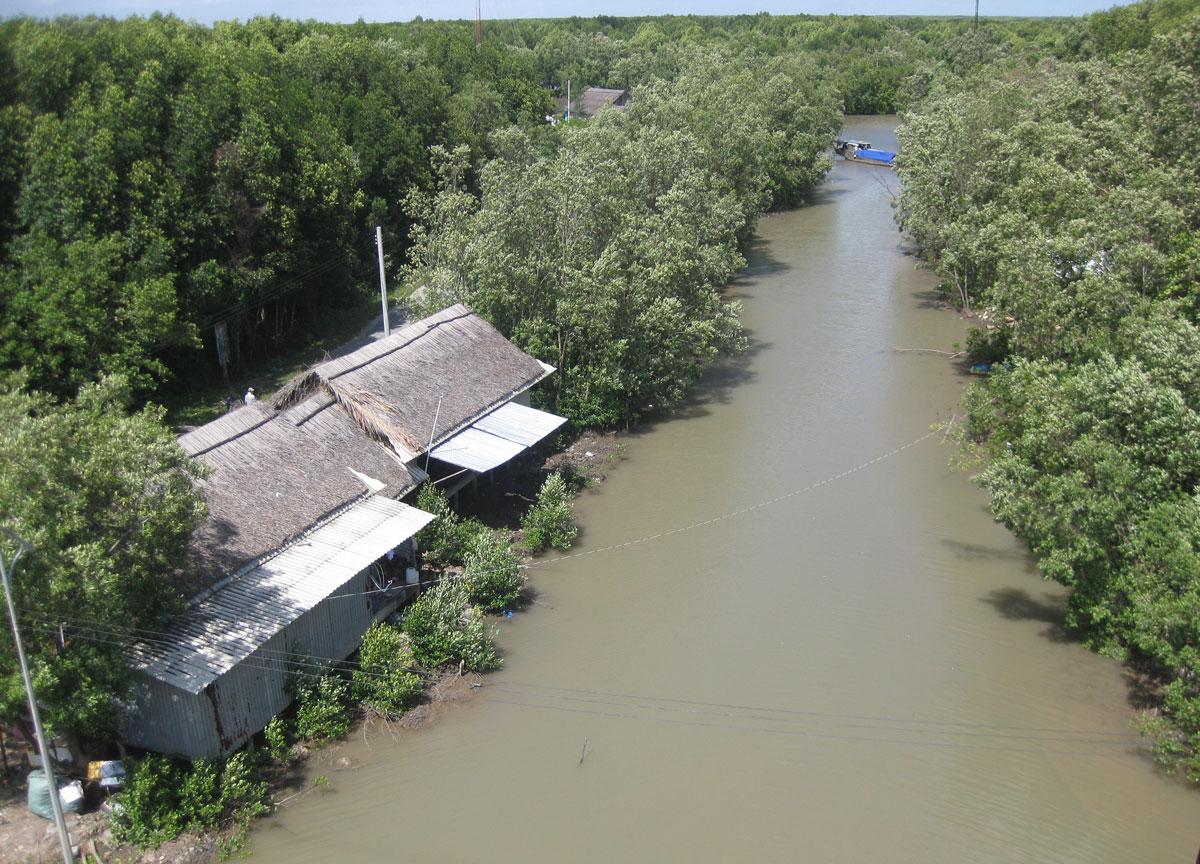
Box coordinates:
[834,138,896,166]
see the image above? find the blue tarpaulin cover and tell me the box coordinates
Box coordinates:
[857,148,896,163]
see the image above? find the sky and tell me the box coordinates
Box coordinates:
[0,0,1134,26]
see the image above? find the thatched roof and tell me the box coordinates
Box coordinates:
[576,87,630,118]
[177,402,423,597]
[271,304,553,460]
[176,304,552,597]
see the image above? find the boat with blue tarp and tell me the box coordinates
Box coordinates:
[834,139,896,166]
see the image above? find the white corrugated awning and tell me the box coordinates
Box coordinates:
[431,402,567,473]
[132,496,434,694]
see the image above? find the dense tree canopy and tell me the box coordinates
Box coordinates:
[897,0,1200,780]
[0,375,205,740]
[404,47,839,426]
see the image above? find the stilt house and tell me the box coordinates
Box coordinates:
[125,305,564,759]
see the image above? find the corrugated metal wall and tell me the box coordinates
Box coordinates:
[125,676,223,759]
[127,569,377,760]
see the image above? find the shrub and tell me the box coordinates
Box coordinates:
[521,471,579,552]
[354,622,425,716]
[289,665,354,742]
[263,715,292,767]
[112,752,268,850]
[403,578,500,671]
[416,482,488,565]
[112,755,186,847]
[463,529,525,611]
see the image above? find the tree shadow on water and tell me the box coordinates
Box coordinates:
[981,587,1079,645]
[636,333,768,428]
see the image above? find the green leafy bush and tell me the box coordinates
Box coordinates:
[263,715,293,767]
[112,756,187,847]
[289,665,354,742]
[521,471,579,552]
[463,529,525,611]
[112,752,267,849]
[403,579,500,671]
[415,482,488,565]
[354,622,425,716]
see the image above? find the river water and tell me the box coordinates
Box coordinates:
[249,116,1198,862]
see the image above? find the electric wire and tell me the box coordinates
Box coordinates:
[190,237,377,333]
[484,696,1141,759]
[12,615,1146,752]
[149,236,379,352]
[6,428,1152,757]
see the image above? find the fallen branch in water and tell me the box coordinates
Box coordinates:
[891,346,963,357]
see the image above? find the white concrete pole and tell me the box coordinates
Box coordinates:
[376,226,391,338]
[0,527,73,864]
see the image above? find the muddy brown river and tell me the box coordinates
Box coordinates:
[248,116,1198,862]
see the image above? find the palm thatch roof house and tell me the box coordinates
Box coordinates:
[575,87,630,118]
[124,305,564,759]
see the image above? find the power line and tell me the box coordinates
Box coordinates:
[191,236,377,333]
[14,427,1146,757]
[484,695,1142,759]
[14,428,942,676]
[486,680,1138,742]
[13,613,1146,749]
[535,429,938,568]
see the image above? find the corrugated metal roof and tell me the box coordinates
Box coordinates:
[431,427,527,473]
[474,401,567,446]
[431,403,566,473]
[132,496,434,694]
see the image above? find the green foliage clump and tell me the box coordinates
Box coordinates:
[899,7,1200,781]
[416,482,487,566]
[403,42,848,427]
[354,622,425,717]
[402,578,499,671]
[263,715,293,767]
[521,471,579,553]
[463,529,525,611]
[112,753,267,850]
[289,665,355,742]
[0,374,205,740]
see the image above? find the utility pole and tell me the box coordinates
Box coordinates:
[375,226,390,338]
[475,0,482,47]
[424,394,444,473]
[0,527,73,864]
[974,0,980,30]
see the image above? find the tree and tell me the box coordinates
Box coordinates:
[354,622,424,717]
[0,374,205,740]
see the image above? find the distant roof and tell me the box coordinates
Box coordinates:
[576,87,630,118]
[178,304,554,596]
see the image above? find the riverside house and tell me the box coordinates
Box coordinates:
[124,305,564,760]
[575,87,630,118]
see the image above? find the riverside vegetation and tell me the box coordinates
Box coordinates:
[894,0,1200,781]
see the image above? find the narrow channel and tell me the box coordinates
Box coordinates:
[248,116,1199,863]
